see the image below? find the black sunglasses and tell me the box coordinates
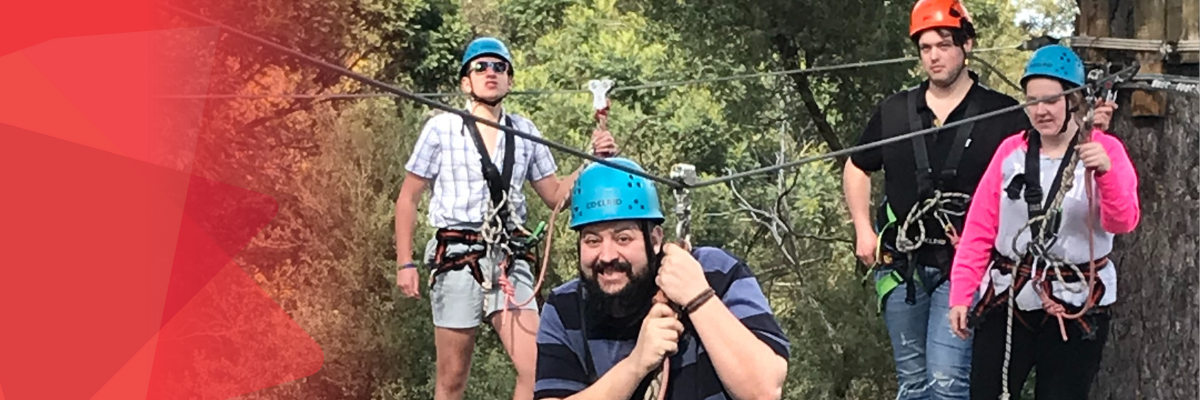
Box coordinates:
[470,61,510,74]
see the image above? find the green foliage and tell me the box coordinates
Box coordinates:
[164,0,1076,398]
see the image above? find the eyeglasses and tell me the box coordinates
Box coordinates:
[470,61,509,74]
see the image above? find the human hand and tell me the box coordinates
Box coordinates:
[397,266,421,298]
[629,303,684,375]
[657,243,710,305]
[948,305,971,339]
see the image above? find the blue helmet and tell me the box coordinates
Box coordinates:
[461,37,514,77]
[1021,44,1085,89]
[569,158,665,230]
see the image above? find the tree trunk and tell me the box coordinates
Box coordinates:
[1075,2,1199,395]
[1090,83,1199,400]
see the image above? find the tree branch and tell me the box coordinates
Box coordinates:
[771,34,845,162]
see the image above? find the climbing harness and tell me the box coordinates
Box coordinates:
[422,112,543,315]
[874,87,980,306]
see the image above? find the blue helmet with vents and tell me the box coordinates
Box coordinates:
[460,37,514,77]
[1021,44,1085,88]
[568,158,665,230]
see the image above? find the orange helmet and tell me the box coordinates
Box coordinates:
[909,0,974,39]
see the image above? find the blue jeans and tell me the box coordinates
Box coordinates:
[876,265,973,400]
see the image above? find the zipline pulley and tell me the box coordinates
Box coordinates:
[670,163,698,248]
[589,79,614,132]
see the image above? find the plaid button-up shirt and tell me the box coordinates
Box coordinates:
[405,110,558,230]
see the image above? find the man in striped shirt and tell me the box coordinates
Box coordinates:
[535,158,789,400]
[395,37,617,400]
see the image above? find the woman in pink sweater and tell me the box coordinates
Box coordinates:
[946,45,1140,399]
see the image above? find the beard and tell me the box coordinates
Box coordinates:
[580,258,660,337]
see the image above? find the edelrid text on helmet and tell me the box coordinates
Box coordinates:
[461,37,514,77]
[1020,44,1085,89]
[569,158,665,230]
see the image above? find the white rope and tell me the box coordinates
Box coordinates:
[1000,274,1014,400]
[894,191,971,253]
[479,190,522,291]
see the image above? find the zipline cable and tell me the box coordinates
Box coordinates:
[689,62,1141,189]
[162,4,1146,193]
[159,3,687,189]
[607,46,1017,92]
[157,47,1019,99]
[157,89,589,99]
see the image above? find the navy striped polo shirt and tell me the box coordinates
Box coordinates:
[534,246,790,400]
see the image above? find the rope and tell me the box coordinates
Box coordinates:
[610,46,1015,93]
[1000,259,1015,400]
[894,191,971,253]
[493,98,613,317]
[968,54,1023,93]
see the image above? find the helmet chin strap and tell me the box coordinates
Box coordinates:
[471,92,505,107]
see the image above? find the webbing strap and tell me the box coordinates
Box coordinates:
[907,89,980,198]
[578,291,599,383]
[939,99,980,188]
[907,91,932,198]
[463,115,518,227]
[1021,130,1079,234]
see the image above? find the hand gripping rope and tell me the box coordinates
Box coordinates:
[643,163,698,400]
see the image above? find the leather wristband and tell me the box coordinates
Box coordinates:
[682,287,716,314]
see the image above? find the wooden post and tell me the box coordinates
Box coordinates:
[1183,0,1200,63]
[1167,0,1184,42]
[1132,0,1168,117]
[1077,0,1111,63]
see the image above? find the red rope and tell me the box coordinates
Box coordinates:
[496,195,566,321]
[496,105,608,321]
[1038,128,1101,341]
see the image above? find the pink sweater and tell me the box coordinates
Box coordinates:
[949,129,1141,308]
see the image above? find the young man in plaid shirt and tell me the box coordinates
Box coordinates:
[394,37,618,400]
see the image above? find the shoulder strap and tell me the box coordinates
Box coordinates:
[1023,131,1079,226]
[938,99,980,191]
[911,89,981,196]
[908,90,933,199]
[500,116,516,196]
[463,115,517,225]
[577,290,599,383]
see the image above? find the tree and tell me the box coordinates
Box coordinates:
[1077,1,1199,398]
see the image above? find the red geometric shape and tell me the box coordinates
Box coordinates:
[90,334,160,400]
[148,262,324,399]
[0,0,156,57]
[0,51,123,155]
[0,124,188,400]
[19,27,221,172]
